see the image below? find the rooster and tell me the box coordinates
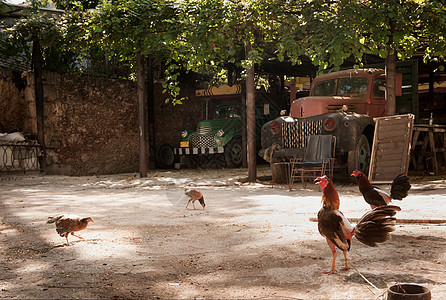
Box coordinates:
[315,175,400,274]
[185,189,205,209]
[351,170,411,209]
[47,215,94,246]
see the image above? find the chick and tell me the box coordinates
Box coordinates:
[47,215,94,246]
[185,189,205,209]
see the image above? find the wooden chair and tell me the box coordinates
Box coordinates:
[289,135,336,190]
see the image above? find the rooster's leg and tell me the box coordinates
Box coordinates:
[65,235,70,246]
[340,251,351,271]
[186,199,191,209]
[324,239,337,274]
[192,201,197,210]
[71,232,85,240]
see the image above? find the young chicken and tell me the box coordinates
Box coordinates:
[185,188,205,209]
[315,175,400,274]
[47,215,94,246]
[351,170,411,209]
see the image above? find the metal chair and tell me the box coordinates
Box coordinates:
[289,135,336,190]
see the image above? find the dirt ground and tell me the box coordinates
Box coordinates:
[1,165,446,300]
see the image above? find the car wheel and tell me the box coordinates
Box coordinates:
[155,143,175,169]
[348,134,370,176]
[224,138,242,168]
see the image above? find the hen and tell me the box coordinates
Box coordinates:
[185,188,206,209]
[351,170,411,209]
[47,215,94,246]
[315,175,400,274]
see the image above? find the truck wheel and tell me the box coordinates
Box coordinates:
[224,138,242,168]
[155,143,175,169]
[348,134,370,175]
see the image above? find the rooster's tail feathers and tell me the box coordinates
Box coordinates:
[354,205,401,247]
[390,174,411,200]
[47,215,63,224]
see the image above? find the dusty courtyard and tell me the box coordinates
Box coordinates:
[1,166,446,299]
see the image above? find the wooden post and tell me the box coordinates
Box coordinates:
[136,52,148,177]
[147,54,156,170]
[246,45,256,182]
[241,91,247,168]
[32,38,46,173]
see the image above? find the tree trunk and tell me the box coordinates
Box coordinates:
[147,54,156,170]
[385,51,397,116]
[245,45,256,182]
[136,52,148,177]
[32,38,46,173]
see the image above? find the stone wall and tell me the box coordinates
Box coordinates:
[0,75,28,133]
[1,71,203,175]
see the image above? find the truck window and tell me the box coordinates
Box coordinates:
[337,77,368,95]
[373,78,386,98]
[215,106,241,119]
[312,79,336,96]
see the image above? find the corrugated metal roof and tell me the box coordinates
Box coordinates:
[0,50,30,75]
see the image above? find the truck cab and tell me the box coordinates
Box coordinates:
[290,68,399,119]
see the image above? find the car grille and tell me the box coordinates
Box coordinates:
[282,119,323,148]
[197,125,212,135]
[189,133,215,148]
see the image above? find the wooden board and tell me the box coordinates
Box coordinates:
[309,217,446,224]
[195,84,242,97]
[368,114,415,182]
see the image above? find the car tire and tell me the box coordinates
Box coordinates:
[155,143,175,169]
[347,134,370,176]
[224,138,243,168]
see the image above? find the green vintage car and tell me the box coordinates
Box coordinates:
[174,103,279,168]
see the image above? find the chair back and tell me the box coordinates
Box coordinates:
[303,135,333,163]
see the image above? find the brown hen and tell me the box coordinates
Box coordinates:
[47,215,94,246]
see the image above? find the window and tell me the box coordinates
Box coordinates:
[215,106,241,119]
[312,79,337,96]
[336,78,368,95]
[312,77,368,96]
[373,79,386,98]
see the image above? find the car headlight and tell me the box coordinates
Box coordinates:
[323,117,336,132]
[217,129,225,137]
[181,130,188,138]
[270,121,281,135]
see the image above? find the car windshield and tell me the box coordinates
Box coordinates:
[215,106,241,119]
[312,79,336,96]
[312,77,368,96]
[336,77,368,95]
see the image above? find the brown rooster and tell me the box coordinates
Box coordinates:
[185,188,205,209]
[47,215,94,246]
[351,170,411,209]
[315,175,400,274]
